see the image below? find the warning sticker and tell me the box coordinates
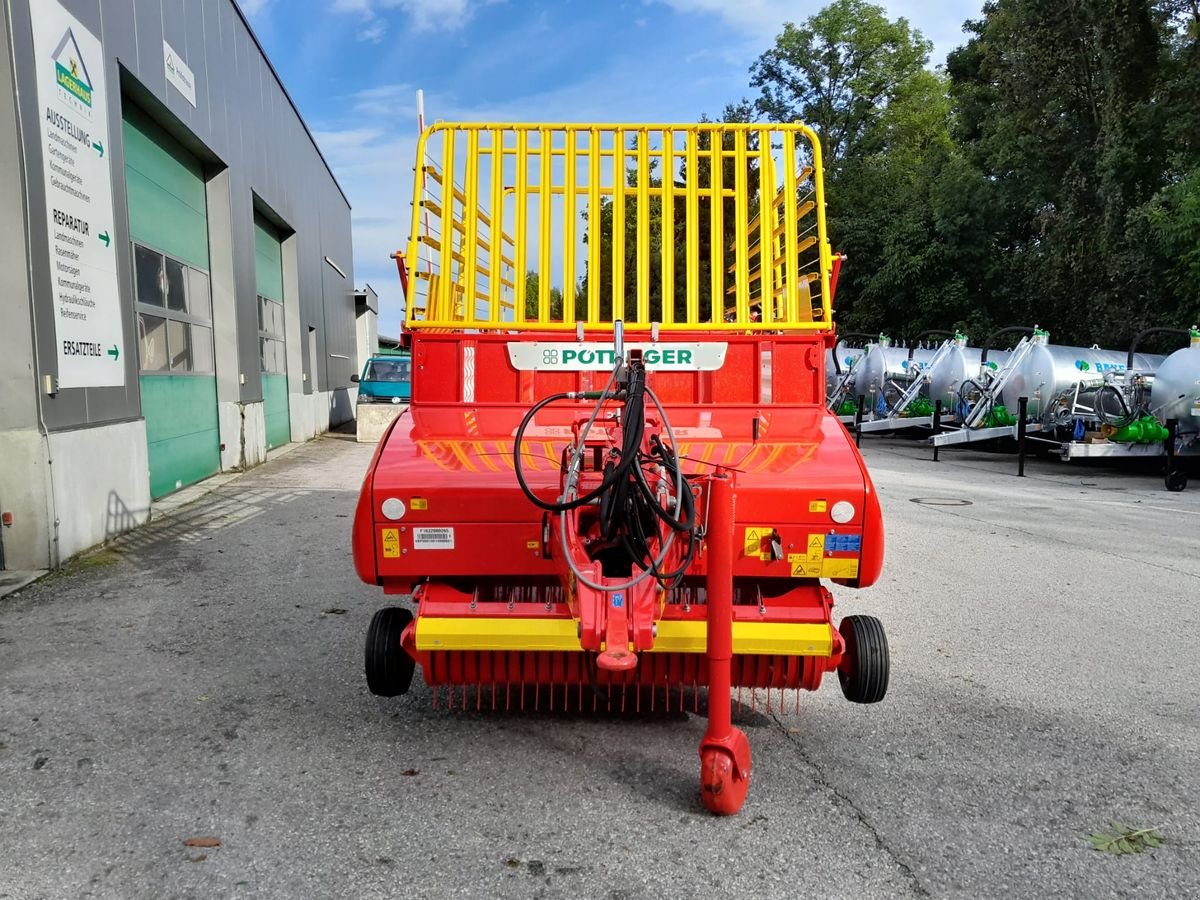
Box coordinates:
[789,552,860,579]
[806,534,825,563]
[824,558,860,580]
[410,497,429,510]
[526,540,540,550]
[381,528,400,558]
[413,527,455,550]
[743,526,771,560]
[809,500,827,513]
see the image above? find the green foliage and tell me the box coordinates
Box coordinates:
[742,0,1200,346]
[751,0,932,162]
[523,271,563,321]
[1087,823,1166,854]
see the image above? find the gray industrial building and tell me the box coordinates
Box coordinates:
[1,0,361,572]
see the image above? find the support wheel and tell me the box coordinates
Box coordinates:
[699,746,751,816]
[365,607,415,697]
[1165,469,1187,493]
[838,615,889,704]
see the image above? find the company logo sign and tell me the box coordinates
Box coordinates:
[506,342,727,371]
[52,29,92,107]
[1076,359,1125,374]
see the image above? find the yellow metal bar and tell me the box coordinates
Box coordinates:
[636,128,650,324]
[685,130,699,325]
[782,130,801,323]
[438,129,455,321]
[661,129,674,325]
[800,122,833,323]
[514,129,528,323]
[733,129,750,325]
[587,127,601,325]
[563,129,576,325]
[612,130,626,323]
[538,127,551,324]
[406,127,432,329]
[463,129,480,323]
[757,130,775,325]
[489,128,503,324]
[709,132,723,324]
[415,616,833,656]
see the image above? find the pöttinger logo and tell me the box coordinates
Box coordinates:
[51,28,93,108]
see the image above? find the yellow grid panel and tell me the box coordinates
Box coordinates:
[405,122,833,333]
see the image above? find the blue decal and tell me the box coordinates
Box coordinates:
[612,593,624,608]
[825,534,862,553]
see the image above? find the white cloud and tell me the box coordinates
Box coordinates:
[332,0,497,38]
[653,0,984,65]
[237,0,274,16]
[358,19,388,42]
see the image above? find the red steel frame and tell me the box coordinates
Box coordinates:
[352,327,884,814]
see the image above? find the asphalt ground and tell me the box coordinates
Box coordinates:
[1,431,1198,899]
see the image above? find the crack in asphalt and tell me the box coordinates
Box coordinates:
[769,710,931,898]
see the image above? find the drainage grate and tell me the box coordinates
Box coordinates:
[909,497,974,507]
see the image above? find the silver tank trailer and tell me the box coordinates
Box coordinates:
[1150,331,1200,422]
[999,332,1165,419]
[856,339,939,411]
[926,338,1012,412]
[825,347,866,399]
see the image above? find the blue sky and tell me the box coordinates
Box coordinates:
[238,0,983,336]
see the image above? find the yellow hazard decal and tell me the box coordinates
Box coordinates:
[824,558,860,579]
[789,550,859,579]
[526,540,540,550]
[381,528,401,558]
[806,534,825,563]
[788,553,812,577]
[809,500,827,513]
[743,526,772,560]
[410,497,429,510]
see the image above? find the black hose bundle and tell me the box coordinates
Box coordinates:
[513,359,696,588]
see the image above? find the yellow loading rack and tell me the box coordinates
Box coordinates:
[404,122,834,332]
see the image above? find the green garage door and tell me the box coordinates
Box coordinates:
[124,103,219,499]
[255,216,290,451]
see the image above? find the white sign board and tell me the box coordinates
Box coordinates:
[506,342,728,371]
[413,527,455,550]
[163,40,196,106]
[30,1,124,388]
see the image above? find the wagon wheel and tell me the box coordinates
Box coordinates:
[838,615,889,704]
[1165,468,1188,493]
[365,607,415,697]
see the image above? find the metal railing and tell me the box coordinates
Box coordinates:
[403,122,833,332]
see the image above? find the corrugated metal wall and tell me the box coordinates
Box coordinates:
[6,0,355,432]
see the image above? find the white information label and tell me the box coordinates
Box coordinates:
[163,40,196,107]
[507,342,727,372]
[30,1,125,388]
[412,527,455,550]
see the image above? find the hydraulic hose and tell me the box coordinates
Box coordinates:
[1126,326,1191,371]
[981,325,1035,369]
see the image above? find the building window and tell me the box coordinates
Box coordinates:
[133,243,214,374]
[258,295,286,374]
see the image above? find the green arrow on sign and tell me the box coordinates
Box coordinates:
[98,231,110,247]
[107,345,119,360]
[92,140,104,158]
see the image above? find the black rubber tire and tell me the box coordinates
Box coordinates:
[1165,469,1188,493]
[838,615,889,704]
[365,607,415,697]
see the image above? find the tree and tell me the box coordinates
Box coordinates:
[750,0,932,163]
[523,271,562,321]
